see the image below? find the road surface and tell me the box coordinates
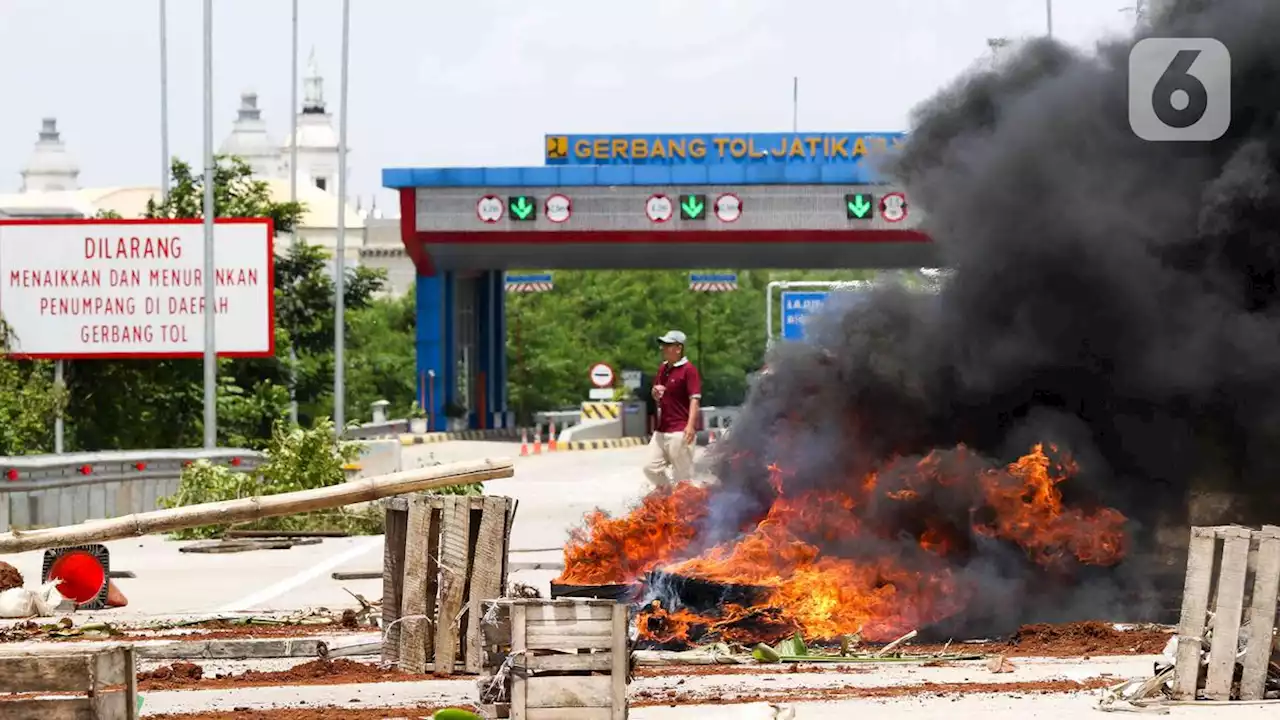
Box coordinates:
[1,439,711,621]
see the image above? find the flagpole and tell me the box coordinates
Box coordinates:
[333,0,351,430]
[288,0,300,425]
[159,0,170,201]
[201,0,217,448]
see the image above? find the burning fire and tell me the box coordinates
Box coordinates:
[558,444,1128,646]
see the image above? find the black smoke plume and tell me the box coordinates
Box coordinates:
[703,0,1280,631]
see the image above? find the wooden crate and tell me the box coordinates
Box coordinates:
[478,598,630,720]
[1172,525,1280,701]
[0,644,138,720]
[382,493,518,674]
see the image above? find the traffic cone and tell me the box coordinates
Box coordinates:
[533,428,543,455]
[708,429,717,444]
[548,418,557,452]
[46,550,106,606]
[105,580,129,608]
[520,428,529,457]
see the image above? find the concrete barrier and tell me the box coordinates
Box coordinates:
[0,449,264,532]
[344,439,403,479]
[560,418,623,442]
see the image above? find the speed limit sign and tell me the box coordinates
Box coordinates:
[880,192,908,223]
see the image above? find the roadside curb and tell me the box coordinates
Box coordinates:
[397,429,520,446]
[556,437,647,451]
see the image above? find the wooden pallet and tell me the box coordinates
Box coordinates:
[0,644,138,720]
[1172,524,1280,701]
[478,598,630,720]
[381,493,518,674]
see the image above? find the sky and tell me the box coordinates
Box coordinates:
[0,0,1141,212]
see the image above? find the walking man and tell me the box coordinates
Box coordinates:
[644,330,702,487]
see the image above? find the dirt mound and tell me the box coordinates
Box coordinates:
[136,658,436,692]
[1007,621,1169,656]
[138,662,204,684]
[0,562,23,592]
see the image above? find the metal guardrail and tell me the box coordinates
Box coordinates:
[0,449,264,534]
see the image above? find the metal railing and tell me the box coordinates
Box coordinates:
[0,449,263,533]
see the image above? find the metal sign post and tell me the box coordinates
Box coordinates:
[53,360,65,454]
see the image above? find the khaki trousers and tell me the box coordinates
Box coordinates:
[644,431,694,487]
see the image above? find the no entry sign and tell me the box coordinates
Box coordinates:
[589,362,615,388]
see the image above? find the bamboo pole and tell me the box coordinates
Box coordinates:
[0,458,514,555]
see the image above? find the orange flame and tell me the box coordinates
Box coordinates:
[559,444,1127,645]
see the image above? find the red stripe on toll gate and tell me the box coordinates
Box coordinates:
[414,229,932,245]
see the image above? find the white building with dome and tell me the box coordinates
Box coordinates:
[0,50,412,287]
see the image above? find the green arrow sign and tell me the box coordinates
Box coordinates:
[679,194,706,220]
[509,196,536,221]
[845,193,874,219]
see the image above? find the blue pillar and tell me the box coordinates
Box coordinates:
[475,271,493,429]
[442,271,457,429]
[494,275,508,423]
[415,274,447,432]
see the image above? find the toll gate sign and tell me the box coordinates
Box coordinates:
[781,291,829,341]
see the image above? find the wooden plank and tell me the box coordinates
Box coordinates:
[1,697,96,720]
[123,646,139,720]
[465,497,510,673]
[422,501,444,661]
[525,709,612,720]
[1172,527,1218,699]
[523,652,613,673]
[511,604,528,720]
[94,690,132,720]
[381,505,409,666]
[524,602,616,623]
[1240,526,1280,700]
[526,632,614,650]
[502,498,519,593]
[434,495,473,675]
[527,674,612,708]
[610,602,628,720]
[397,496,431,673]
[0,646,125,694]
[0,653,93,693]
[1204,528,1251,700]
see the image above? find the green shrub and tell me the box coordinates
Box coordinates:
[160,418,382,539]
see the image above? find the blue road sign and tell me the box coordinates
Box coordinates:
[781,291,830,341]
[689,272,738,291]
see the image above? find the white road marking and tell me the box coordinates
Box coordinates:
[216,535,383,613]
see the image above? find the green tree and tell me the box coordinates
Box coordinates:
[65,156,385,450]
[503,268,881,420]
[0,319,67,454]
[344,286,418,421]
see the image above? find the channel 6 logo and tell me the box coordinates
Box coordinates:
[1128,38,1231,141]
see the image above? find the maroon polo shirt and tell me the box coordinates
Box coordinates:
[655,358,702,433]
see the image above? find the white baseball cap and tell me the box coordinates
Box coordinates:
[657,330,687,345]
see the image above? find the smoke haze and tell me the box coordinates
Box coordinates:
[707,0,1280,629]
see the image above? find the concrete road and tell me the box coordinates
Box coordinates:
[1,440,703,622]
[128,654,1280,718]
